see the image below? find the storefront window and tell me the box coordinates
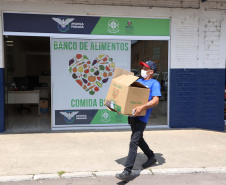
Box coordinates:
[131,40,168,126]
[4,37,168,132]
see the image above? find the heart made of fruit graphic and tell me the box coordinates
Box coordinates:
[112,87,119,99]
[68,54,115,95]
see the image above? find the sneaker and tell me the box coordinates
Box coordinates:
[115,170,131,182]
[142,155,157,169]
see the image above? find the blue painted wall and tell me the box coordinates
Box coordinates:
[0,68,4,132]
[170,69,225,131]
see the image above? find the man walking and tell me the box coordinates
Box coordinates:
[116,60,161,181]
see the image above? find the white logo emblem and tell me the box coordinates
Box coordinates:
[108,19,120,33]
[101,110,111,122]
[60,111,78,123]
[52,18,74,28]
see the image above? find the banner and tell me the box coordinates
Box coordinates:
[3,13,170,36]
[51,38,131,126]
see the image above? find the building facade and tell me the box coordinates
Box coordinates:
[0,0,225,132]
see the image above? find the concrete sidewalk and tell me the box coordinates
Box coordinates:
[0,129,226,178]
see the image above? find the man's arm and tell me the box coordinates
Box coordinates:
[133,96,160,116]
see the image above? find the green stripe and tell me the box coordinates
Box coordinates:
[91,17,170,36]
[90,109,128,124]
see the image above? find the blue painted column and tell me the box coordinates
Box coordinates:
[0,68,4,132]
[170,68,225,131]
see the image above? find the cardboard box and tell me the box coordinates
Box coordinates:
[104,67,150,116]
[40,99,48,116]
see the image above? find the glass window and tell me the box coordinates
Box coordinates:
[131,40,168,126]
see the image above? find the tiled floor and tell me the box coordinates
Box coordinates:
[6,105,51,133]
[148,100,168,126]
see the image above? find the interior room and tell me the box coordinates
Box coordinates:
[4,36,51,132]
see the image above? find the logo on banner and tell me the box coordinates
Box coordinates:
[76,115,87,119]
[68,54,115,95]
[125,20,134,34]
[107,19,120,33]
[101,110,111,122]
[60,111,78,123]
[52,17,84,32]
[52,17,74,32]
[127,20,132,25]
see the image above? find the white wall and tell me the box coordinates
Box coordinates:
[0,0,201,9]
[170,9,200,69]
[0,1,226,69]
[171,2,226,69]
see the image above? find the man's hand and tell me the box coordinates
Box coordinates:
[133,105,144,116]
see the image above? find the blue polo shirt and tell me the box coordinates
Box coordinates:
[131,78,161,124]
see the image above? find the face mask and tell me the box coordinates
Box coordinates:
[141,69,149,78]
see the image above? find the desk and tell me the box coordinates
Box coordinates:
[34,87,49,99]
[8,90,40,116]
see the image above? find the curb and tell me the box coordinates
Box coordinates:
[1,167,226,182]
[0,175,33,183]
[62,172,93,178]
[33,174,60,181]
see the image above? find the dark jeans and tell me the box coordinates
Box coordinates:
[124,117,154,172]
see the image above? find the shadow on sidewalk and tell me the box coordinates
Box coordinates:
[115,152,165,184]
